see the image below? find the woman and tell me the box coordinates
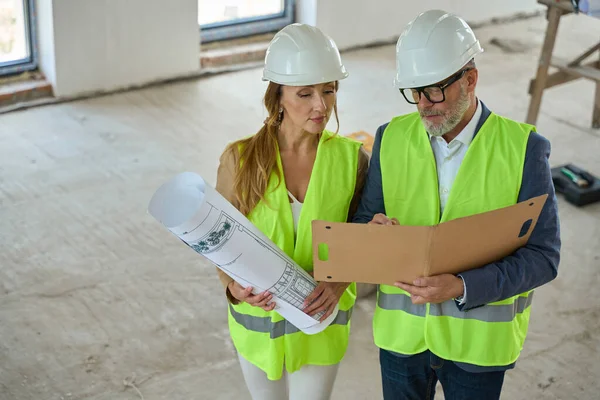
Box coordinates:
[215,23,368,400]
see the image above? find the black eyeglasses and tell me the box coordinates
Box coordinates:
[400,68,472,105]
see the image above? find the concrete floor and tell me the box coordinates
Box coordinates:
[1,13,600,400]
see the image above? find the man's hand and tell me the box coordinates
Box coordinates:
[394,274,464,304]
[368,213,399,225]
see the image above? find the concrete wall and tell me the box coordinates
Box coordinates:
[35,0,199,98]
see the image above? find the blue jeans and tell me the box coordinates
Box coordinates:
[379,349,506,400]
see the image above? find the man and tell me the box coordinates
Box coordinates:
[353,10,561,400]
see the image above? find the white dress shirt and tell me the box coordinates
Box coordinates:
[429,100,482,214]
[428,100,482,304]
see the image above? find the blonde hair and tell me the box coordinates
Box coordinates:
[226,81,340,216]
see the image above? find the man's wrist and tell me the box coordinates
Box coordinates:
[454,275,466,305]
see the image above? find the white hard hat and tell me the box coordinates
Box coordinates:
[262,23,348,86]
[394,10,483,89]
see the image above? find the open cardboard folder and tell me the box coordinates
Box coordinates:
[312,194,548,285]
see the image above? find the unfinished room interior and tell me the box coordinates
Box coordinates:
[1,0,599,399]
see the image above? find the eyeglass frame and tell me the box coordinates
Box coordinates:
[399,68,473,105]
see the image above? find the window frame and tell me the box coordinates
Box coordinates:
[199,0,294,44]
[0,0,38,76]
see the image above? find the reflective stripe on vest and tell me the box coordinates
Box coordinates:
[229,304,353,339]
[429,293,533,322]
[227,130,361,380]
[379,291,534,322]
[377,291,426,317]
[375,111,536,366]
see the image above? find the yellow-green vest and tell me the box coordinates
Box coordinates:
[374,112,536,367]
[228,130,361,379]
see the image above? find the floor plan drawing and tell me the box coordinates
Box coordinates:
[184,203,327,321]
[148,172,337,333]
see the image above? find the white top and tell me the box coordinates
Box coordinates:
[288,191,303,234]
[428,100,482,214]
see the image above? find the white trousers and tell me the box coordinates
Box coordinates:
[237,353,340,400]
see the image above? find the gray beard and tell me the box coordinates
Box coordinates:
[420,86,471,137]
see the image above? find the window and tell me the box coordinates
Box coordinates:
[0,0,36,76]
[199,0,294,43]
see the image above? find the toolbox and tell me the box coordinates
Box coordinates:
[551,163,600,206]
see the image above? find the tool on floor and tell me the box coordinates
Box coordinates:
[551,163,600,206]
[560,167,589,187]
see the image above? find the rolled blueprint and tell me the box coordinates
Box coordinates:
[147,172,339,335]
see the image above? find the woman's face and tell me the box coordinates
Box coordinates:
[279,82,337,134]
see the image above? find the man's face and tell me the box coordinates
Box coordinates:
[416,70,473,137]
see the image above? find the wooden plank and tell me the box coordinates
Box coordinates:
[529,60,600,94]
[551,57,600,81]
[526,6,563,125]
[568,42,600,66]
[537,0,576,13]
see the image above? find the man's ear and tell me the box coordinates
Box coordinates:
[467,69,478,91]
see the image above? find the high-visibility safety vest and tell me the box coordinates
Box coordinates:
[375,112,536,367]
[228,131,361,380]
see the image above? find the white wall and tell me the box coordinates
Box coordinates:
[296,0,318,27]
[35,0,57,89]
[36,0,199,98]
[305,0,545,50]
[35,0,543,98]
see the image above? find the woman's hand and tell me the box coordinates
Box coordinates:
[302,282,349,322]
[228,281,276,312]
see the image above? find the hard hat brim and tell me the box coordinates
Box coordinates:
[262,70,349,86]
